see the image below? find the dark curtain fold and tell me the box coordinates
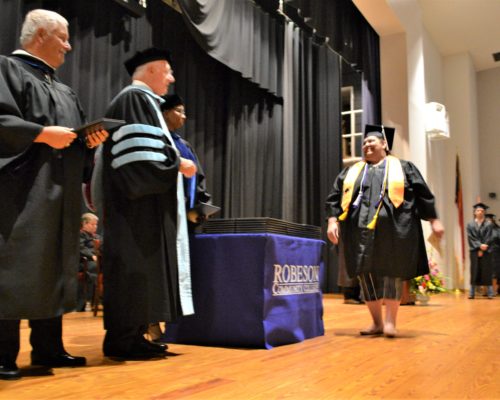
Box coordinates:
[361,27,382,125]
[176,0,283,97]
[283,25,341,226]
[0,0,23,56]
[282,25,341,291]
[284,0,381,124]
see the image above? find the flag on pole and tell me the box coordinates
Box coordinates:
[454,154,466,283]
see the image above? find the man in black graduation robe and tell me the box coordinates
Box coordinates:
[466,203,494,299]
[100,48,196,359]
[326,160,437,280]
[325,125,444,337]
[0,9,107,380]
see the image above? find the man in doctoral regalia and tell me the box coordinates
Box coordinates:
[325,124,444,338]
[100,48,197,359]
[466,203,494,299]
[0,9,107,380]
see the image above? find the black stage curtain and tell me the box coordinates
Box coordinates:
[282,25,341,226]
[284,0,381,123]
[176,0,283,97]
[281,24,341,291]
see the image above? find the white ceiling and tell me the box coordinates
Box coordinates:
[354,0,500,72]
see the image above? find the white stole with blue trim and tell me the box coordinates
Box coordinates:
[143,91,194,316]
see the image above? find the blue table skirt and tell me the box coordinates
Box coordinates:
[165,233,325,349]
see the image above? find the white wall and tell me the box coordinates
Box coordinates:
[380,33,409,160]
[381,0,484,289]
[443,53,481,288]
[477,67,500,215]
[421,28,451,284]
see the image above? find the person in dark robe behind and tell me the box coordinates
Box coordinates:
[336,237,363,305]
[466,203,494,299]
[0,9,108,380]
[100,48,197,360]
[325,124,444,338]
[148,93,212,342]
[485,213,500,295]
[161,94,212,227]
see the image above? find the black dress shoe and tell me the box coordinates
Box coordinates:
[31,351,86,367]
[0,362,21,380]
[152,335,170,345]
[141,337,168,352]
[104,340,166,360]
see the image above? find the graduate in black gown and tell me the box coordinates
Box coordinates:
[100,48,197,359]
[0,9,107,380]
[325,125,444,337]
[466,203,494,299]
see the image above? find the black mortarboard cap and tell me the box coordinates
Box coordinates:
[161,94,184,112]
[124,47,172,76]
[364,124,395,151]
[473,202,489,210]
[485,213,496,219]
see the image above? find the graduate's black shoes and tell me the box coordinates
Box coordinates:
[31,351,86,367]
[0,361,21,380]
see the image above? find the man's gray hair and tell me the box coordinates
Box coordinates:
[81,212,98,225]
[20,9,68,46]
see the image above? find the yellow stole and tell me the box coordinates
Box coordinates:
[338,155,404,229]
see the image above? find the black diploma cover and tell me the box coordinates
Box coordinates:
[190,202,221,217]
[74,118,125,137]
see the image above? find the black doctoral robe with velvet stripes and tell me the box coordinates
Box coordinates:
[101,85,182,331]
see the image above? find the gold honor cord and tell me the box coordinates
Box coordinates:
[338,161,366,221]
[339,156,404,229]
[386,156,404,208]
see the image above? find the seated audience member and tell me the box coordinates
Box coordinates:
[77,213,101,312]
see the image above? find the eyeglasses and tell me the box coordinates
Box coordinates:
[174,107,186,116]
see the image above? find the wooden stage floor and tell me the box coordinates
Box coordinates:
[1,293,500,399]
